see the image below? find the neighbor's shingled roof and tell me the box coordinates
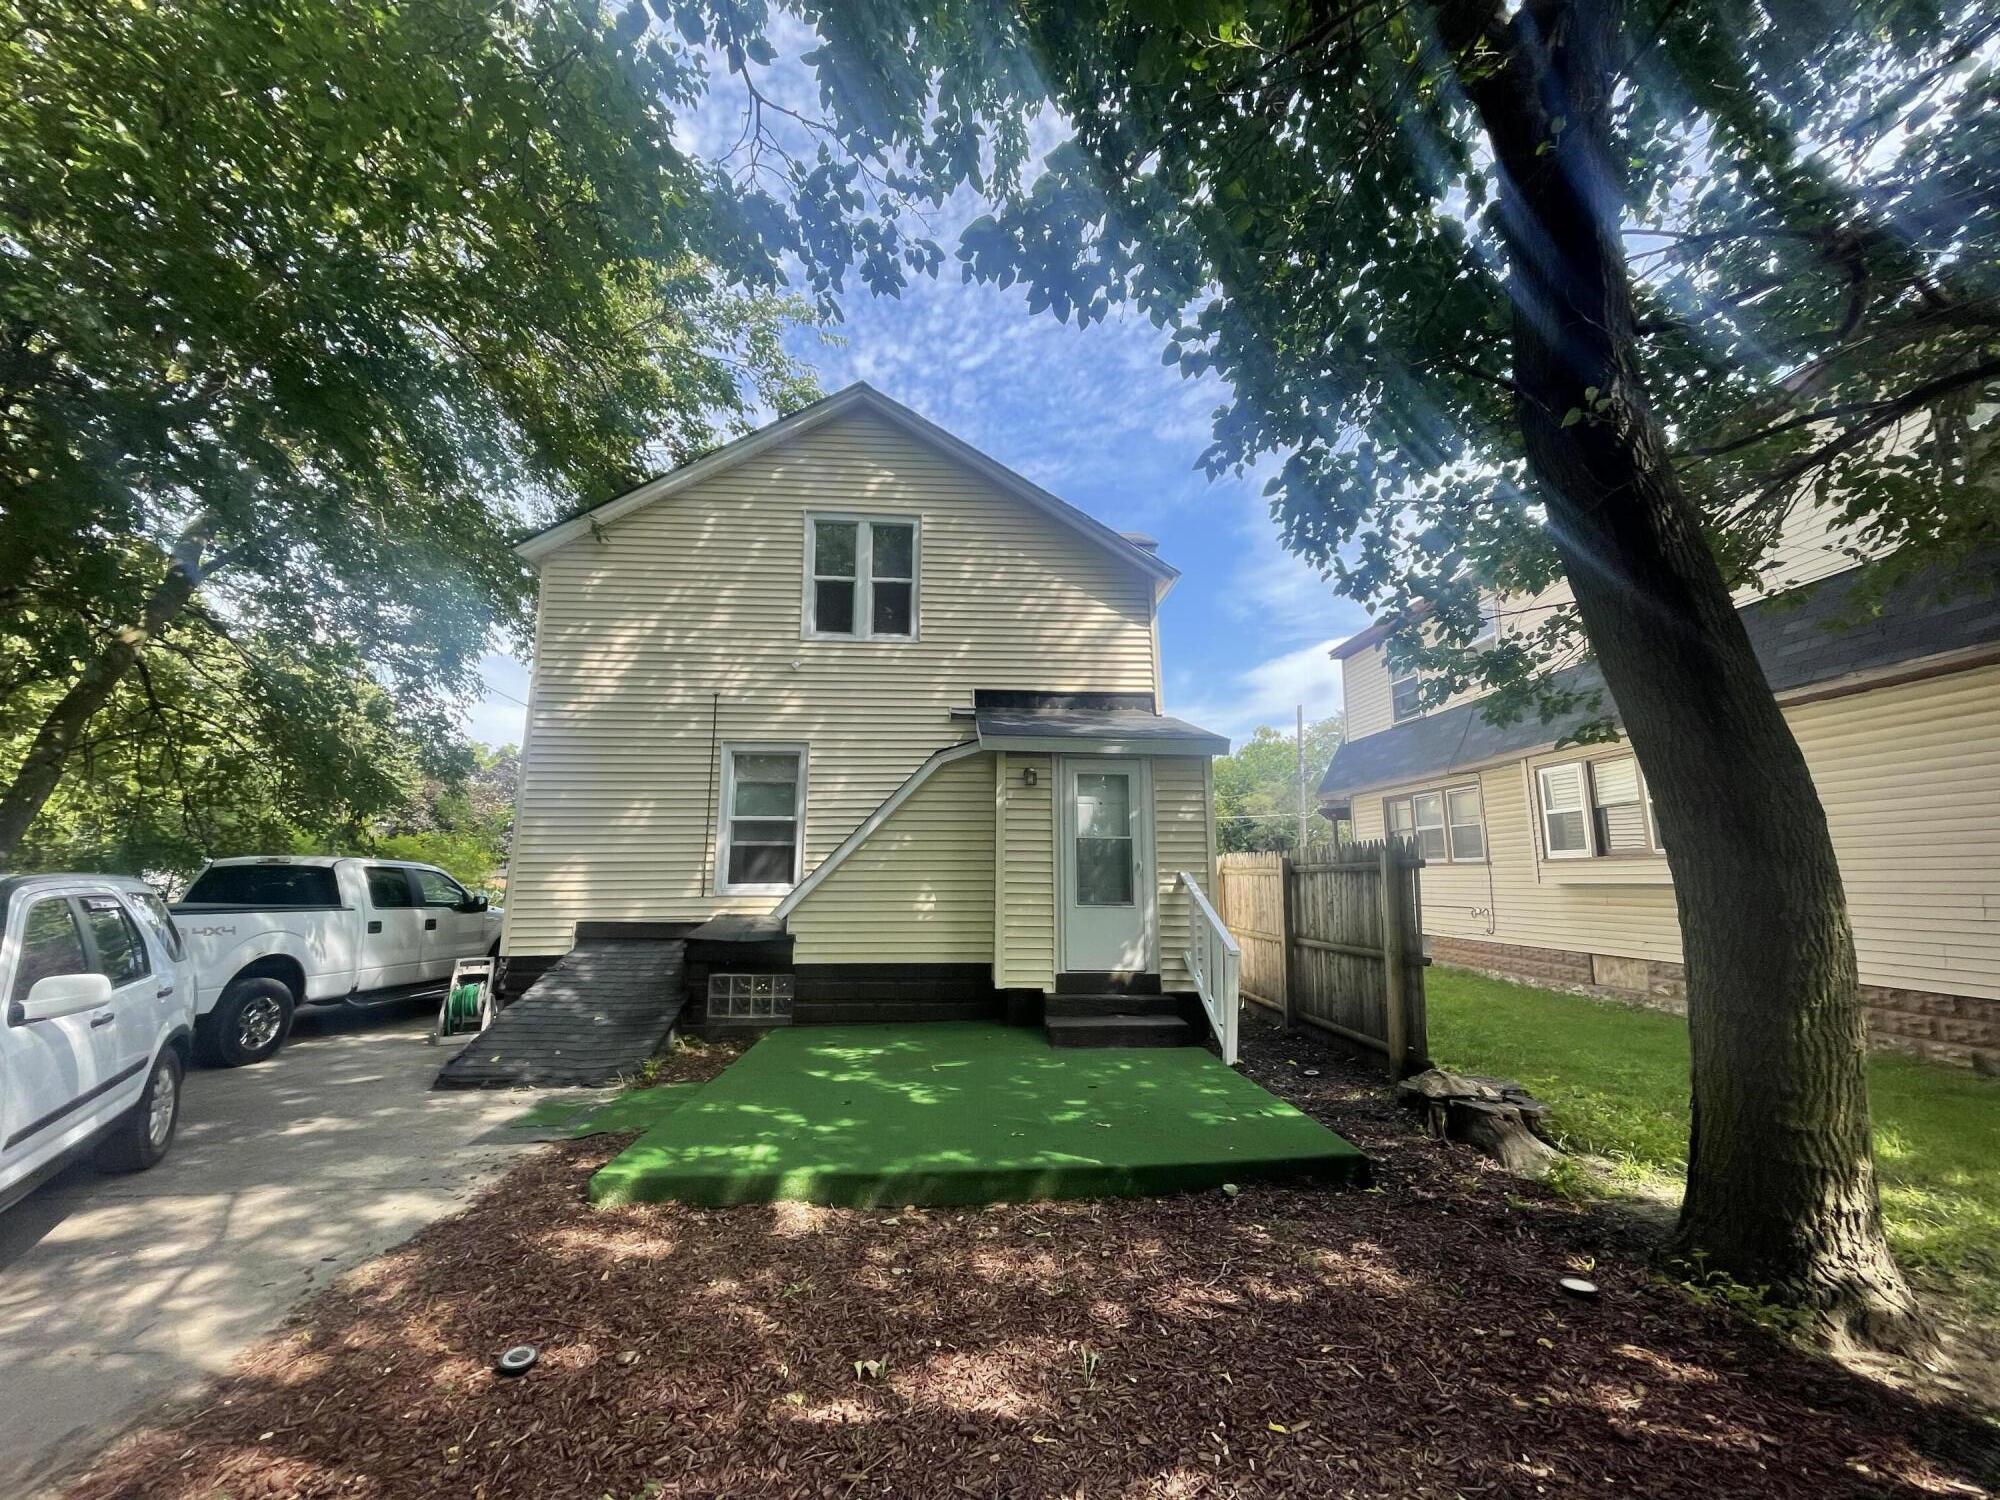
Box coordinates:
[1318,560,2000,799]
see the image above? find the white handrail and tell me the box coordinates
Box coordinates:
[1178,870,1242,1065]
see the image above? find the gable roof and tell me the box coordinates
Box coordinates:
[1318,557,2000,800]
[514,383,1180,588]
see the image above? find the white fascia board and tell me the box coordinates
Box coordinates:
[773,740,987,921]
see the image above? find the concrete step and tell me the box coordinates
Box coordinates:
[1044,993,1184,1019]
[1044,1014,1196,1048]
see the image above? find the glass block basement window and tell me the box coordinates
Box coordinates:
[707,972,794,1022]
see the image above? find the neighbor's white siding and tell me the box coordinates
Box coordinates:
[1341,501,1883,743]
[504,407,1159,956]
[786,752,995,964]
[1349,662,2000,1001]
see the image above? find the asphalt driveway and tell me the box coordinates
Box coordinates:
[0,1002,563,1497]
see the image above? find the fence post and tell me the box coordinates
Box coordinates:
[1377,840,1408,1079]
[1279,853,1298,1032]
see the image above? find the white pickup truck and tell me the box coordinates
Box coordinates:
[172,856,503,1066]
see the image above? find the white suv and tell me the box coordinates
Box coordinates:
[0,874,197,1212]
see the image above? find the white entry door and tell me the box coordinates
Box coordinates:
[1059,758,1154,974]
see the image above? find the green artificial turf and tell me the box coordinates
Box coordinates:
[1427,967,2000,1313]
[590,1022,1367,1208]
[508,1083,701,1137]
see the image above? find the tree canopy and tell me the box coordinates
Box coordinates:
[661,0,2000,1340]
[0,0,819,863]
[1214,718,1345,852]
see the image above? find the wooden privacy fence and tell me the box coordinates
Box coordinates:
[1215,841,1429,1077]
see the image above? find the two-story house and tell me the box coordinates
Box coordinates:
[1316,517,2000,1071]
[488,383,1228,1063]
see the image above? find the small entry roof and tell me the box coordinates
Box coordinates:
[974,705,1230,756]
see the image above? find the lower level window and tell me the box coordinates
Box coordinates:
[708,972,794,1022]
[1384,781,1485,864]
[719,745,806,893]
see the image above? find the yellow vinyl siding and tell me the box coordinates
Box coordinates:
[786,752,995,963]
[503,407,1159,956]
[996,752,1056,990]
[1351,662,2000,1000]
[1154,756,1215,992]
[1343,646,1396,740]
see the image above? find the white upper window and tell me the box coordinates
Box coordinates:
[804,514,918,640]
[1390,666,1421,722]
[717,745,807,895]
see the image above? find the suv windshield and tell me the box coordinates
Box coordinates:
[181,864,340,908]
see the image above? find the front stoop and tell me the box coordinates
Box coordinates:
[1044,993,1198,1048]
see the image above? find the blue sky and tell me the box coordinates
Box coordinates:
[463,34,1372,751]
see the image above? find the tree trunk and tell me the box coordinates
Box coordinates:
[0,526,210,866]
[1428,0,1920,1344]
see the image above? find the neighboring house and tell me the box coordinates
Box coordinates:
[501,383,1228,1037]
[1317,518,2000,1070]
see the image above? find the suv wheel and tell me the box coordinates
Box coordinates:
[199,977,295,1067]
[95,1047,183,1174]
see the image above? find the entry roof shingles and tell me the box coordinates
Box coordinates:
[1319,560,2000,799]
[975,707,1231,755]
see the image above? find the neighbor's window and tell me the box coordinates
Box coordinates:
[1447,785,1486,862]
[1383,782,1485,863]
[1537,756,1662,861]
[1390,666,1421,722]
[1536,763,1592,858]
[805,515,918,639]
[1589,757,1651,854]
[719,746,806,893]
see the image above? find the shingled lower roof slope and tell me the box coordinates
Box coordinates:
[1319,559,2000,799]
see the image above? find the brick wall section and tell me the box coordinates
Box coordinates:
[1431,939,1997,1072]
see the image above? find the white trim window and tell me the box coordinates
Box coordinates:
[1536,755,1662,861]
[1536,763,1593,858]
[717,744,807,894]
[804,513,919,639]
[1390,665,1421,722]
[1384,781,1486,864]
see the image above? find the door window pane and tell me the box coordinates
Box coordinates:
[1075,773,1131,838]
[366,866,416,908]
[81,896,150,986]
[1075,838,1135,906]
[413,868,468,907]
[12,899,88,1002]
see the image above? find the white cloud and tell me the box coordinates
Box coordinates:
[1170,636,1347,749]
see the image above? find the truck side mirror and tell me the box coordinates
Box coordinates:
[461,893,489,913]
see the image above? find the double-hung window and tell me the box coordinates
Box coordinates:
[1536,755,1659,860]
[1390,666,1421,722]
[1384,782,1486,863]
[805,515,918,639]
[718,745,807,894]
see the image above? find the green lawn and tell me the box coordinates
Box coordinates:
[1427,967,2000,1312]
[589,1021,1368,1208]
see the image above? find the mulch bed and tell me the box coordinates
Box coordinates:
[61,1013,1997,1500]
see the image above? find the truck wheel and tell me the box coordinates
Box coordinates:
[201,978,294,1067]
[94,1047,183,1174]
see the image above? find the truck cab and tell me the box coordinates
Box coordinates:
[173,857,503,1065]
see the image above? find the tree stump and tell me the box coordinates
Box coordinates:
[1396,1068,1561,1179]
